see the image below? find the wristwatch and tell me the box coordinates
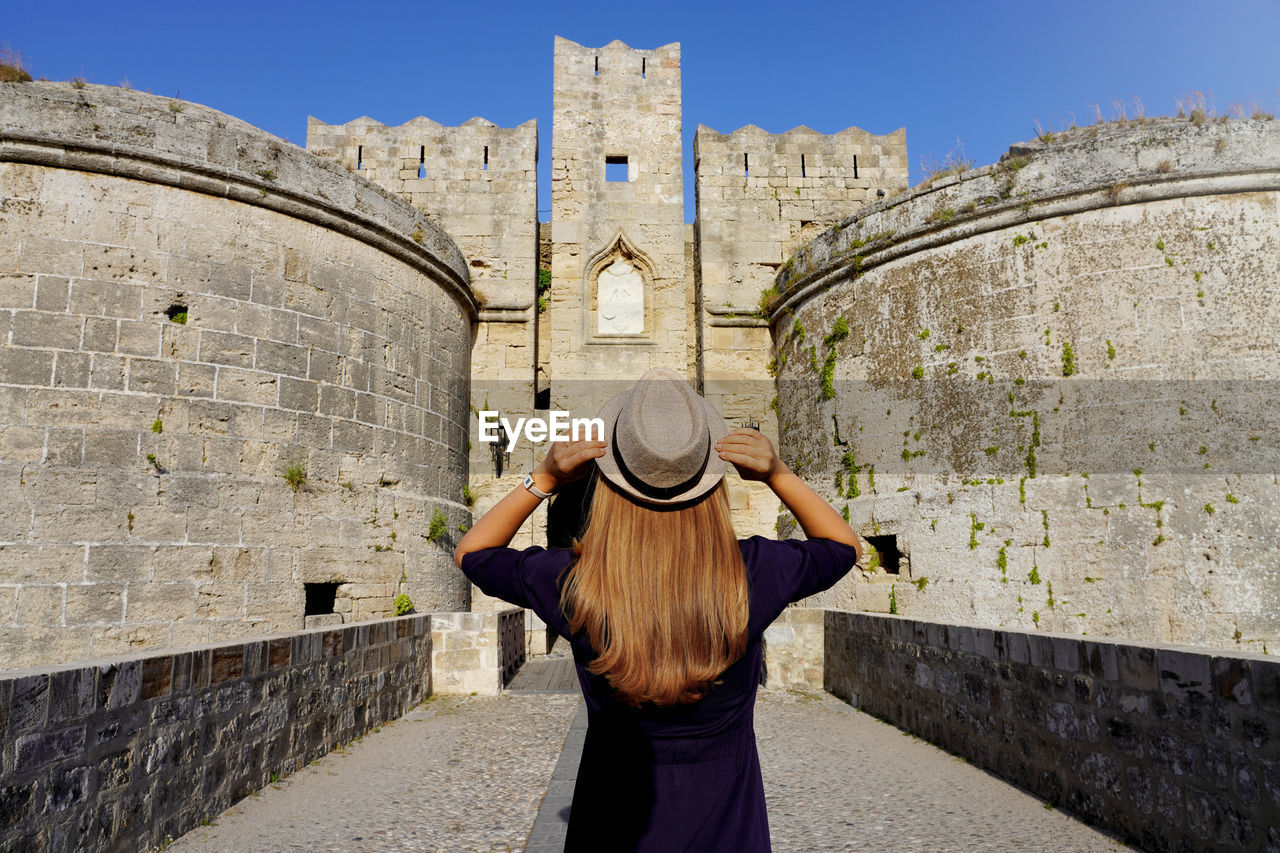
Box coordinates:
[523,472,554,500]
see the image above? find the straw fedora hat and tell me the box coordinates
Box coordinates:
[594,367,730,506]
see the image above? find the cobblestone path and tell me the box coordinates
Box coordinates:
[172,690,1125,852]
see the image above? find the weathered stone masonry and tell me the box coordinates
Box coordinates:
[0,83,477,668]
[0,615,432,853]
[825,611,1280,853]
[774,118,1280,650]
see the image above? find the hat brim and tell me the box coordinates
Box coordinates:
[593,387,730,507]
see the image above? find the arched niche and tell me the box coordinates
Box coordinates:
[583,231,656,339]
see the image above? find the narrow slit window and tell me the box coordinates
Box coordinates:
[801,154,806,178]
[743,153,749,178]
[641,57,646,78]
[606,155,628,182]
[304,582,340,615]
[594,56,599,77]
[854,154,859,179]
[483,145,489,171]
[418,146,426,179]
[357,145,362,171]
[865,535,901,575]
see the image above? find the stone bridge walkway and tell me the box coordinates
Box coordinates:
[169,688,1125,852]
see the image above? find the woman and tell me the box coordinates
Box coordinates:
[453,367,860,852]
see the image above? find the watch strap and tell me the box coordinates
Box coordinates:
[523,472,553,500]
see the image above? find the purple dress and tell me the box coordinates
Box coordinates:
[461,535,857,853]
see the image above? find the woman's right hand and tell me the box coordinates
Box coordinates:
[715,428,783,484]
[534,438,608,492]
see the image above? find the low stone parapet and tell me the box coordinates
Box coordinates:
[824,610,1280,852]
[0,615,431,853]
[430,608,526,694]
[764,606,825,690]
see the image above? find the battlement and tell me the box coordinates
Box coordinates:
[306,114,537,182]
[552,36,680,84]
[694,122,908,193]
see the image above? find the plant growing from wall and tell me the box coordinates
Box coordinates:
[394,593,414,615]
[818,317,849,399]
[537,267,551,313]
[283,460,307,492]
[888,584,898,615]
[1061,341,1076,376]
[427,510,448,543]
[151,419,163,434]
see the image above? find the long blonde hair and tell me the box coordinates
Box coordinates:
[561,478,748,706]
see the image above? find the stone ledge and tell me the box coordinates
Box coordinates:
[825,609,1279,853]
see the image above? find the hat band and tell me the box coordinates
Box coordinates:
[611,419,710,502]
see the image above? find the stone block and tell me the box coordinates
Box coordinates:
[85,546,153,583]
[0,272,37,308]
[116,321,160,357]
[127,358,177,395]
[200,331,255,368]
[52,352,90,388]
[1157,648,1211,699]
[47,667,96,723]
[14,725,85,773]
[196,583,245,619]
[216,368,277,405]
[65,584,124,625]
[15,585,64,627]
[128,505,188,541]
[140,656,173,700]
[9,674,50,733]
[0,349,54,386]
[1117,644,1158,690]
[96,661,141,709]
[125,583,195,622]
[11,311,82,350]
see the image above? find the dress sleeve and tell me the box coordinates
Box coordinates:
[742,536,859,631]
[459,546,575,635]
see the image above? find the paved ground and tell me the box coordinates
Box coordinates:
[507,638,577,694]
[172,689,1127,852]
[169,693,580,853]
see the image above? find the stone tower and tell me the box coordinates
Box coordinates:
[547,37,692,410]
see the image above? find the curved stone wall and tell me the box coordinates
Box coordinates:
[0,83,476,667]
[771,117,1280,651]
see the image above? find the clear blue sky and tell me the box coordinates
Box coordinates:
[7,0,1278,222]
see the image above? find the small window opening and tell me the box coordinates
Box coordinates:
[594,56,599,77]
[534,388,551,410]
[865,535,901,575]
[357,145,362,171]
[641,57,646,79]
[304,582,339,615]
[853,154,859,180]
[483,145,489,171]
[605,155,628,182]
[418,146,426,179]
[743,153,749,178]
[801,154,806,178]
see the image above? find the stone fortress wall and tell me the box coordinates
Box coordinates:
[770,117,1280,650]
[305,115,543,609]
[7,39,1273,666]
[0,83,476,668]
[306,38,909,544]
[694,123,908,533]
[546,37,691,397]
